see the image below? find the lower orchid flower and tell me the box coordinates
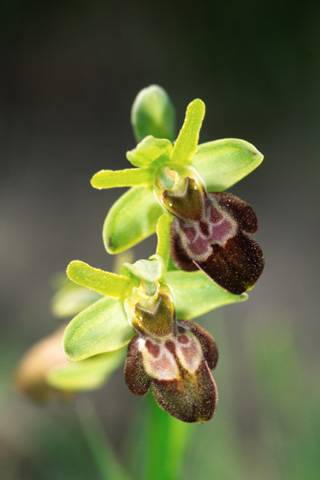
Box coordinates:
[60,215,244,423]
[124,283,218,423]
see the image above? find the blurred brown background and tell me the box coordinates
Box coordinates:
[1,1,319,479]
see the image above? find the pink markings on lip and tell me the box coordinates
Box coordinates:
[210,219,233,243]
[187,233,210,256]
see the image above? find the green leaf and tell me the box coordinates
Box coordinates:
[67,261,134,299]
[91,168,154,189]
[126,136,173,168]
[52,281,102,318]
[47,349,125,391]
[155,214,173,270]
[165,270,247,320]
[63,297,134,361]
[104,186,164,254]
[190,138,264,192]
[123,255,165,282]
[170,99,205,165]
[131,85,176,142]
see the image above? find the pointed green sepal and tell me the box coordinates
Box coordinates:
[131,85,176,142]
[91,168,154,189]
[155,213,173,270]
[170,99,205,165]
[63,297,134,361]
[165,270,247,320]
[190,138,264,192]
[104,186,164,254]
[47,349,125,391]
[126,136,173,168]
[67,261,134,299]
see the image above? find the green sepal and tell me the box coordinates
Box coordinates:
[131,85,176,142]
[46,349,125,391]
[126,136,172,168]
[52,279,102,318]
[67,261,134,299]
[104,186,164,254]
[63,297,134,361]
[122,255,165,283]
[165,270,247,320]
[170,99,205,165]
[190,138,264,192]
[91,168,154,189]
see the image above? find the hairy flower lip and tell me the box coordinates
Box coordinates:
[170,191,264,295]
[125,319,219,423]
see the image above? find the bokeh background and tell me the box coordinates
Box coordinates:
[1,1,320,479]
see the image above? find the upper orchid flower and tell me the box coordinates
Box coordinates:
[90,85,264,294]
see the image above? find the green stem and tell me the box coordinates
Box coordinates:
[146,394,193,480]
[76,399,130,480]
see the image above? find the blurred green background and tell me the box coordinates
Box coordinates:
[1,1,319,478]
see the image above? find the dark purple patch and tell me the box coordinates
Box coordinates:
[195,231,264,295]
[199,221,209,236]
[165,340,176,354]
[178,326,186,334]
[124,336,151,396]
[145,339,160,358]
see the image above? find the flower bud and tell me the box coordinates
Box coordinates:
[131,85,176,142]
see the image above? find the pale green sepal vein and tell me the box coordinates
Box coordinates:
[170,99,205,165]
[91,168,154,189]
[126,135,173,168]
[47,349,125,391]
[63,297,134,361]
[104,187,164,254]
[165,270,247,320]
[155,214,173,271]
[67,261,133,299]
[191,138,264,192]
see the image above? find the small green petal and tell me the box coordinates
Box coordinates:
[46,349,125,391]
[126,136,173,168]
[123,255,165,283]
[131,85,176,142]
[190,138,264,192]
[104,187,164,254]
[63,297,134,361]
[67,261,134,299]
[170,99,205,166]
[155,213,173,270]
[165,270,247,320]
[91,168,154,189]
